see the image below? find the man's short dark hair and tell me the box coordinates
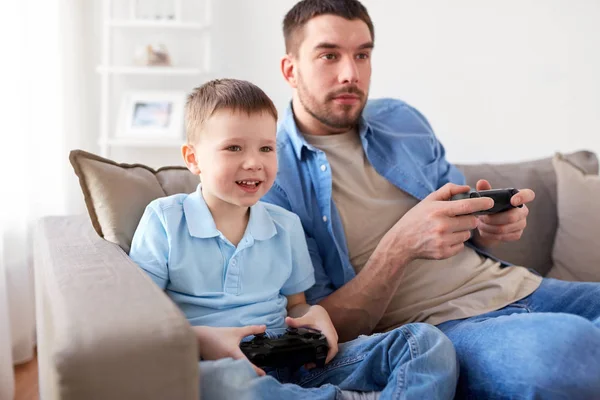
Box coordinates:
[283,0,374,55]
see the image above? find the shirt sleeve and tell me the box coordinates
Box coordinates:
[280,213,316,296]
[128,204,170,289]
[435,138,467,187]
[406,103,466,188]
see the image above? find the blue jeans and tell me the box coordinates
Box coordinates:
[437,277,600,399]
[199,323,458,400]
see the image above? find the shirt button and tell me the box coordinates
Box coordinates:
[322,215,328,222]
[320,164,327,172]
[231,259,237,266]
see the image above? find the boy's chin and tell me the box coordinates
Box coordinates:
[231,194,263,208]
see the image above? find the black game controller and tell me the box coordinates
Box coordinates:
[450,188,522,215]
[240,327,329,369]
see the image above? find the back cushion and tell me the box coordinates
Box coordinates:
[69,150,198,253]
[456,150,598,276]
[71,148,599,275]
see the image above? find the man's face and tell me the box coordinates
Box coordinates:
[294,15,373,130]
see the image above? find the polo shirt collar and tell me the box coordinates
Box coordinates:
[183,184,276,241]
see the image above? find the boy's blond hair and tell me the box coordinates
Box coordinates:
[185,79,278,143]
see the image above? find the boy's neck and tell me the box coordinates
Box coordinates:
[201,189,250,247]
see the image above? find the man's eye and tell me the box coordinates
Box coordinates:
[227,145,242,152]
[357,53,370,60]
[321,53,336,60]
[260,146,273,152]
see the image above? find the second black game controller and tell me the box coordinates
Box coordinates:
[450,188,522,215]
[240,327,329,369]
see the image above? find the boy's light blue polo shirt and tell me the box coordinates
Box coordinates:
[129,184,315,329]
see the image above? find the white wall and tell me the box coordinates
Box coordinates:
[75,0,600,213]
[209,0,600,164]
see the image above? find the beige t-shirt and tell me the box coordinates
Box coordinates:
[304,130,542,330]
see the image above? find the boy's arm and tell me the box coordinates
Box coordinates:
[129,205,170,289]
[192,325,267,376]
[285,292,338,364]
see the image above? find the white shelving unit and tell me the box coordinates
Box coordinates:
[97,0,212,158]
[107,20,210,29]
[96,66,206,75]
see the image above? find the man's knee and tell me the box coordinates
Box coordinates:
[531,315,600,395]
[466,314,600,397]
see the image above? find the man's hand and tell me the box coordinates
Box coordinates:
[382,183,494,262]
[285,305,339,364]
[192,325,267,376]
[473,179,535,248]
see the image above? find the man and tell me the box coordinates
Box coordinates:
[262,0,600,398]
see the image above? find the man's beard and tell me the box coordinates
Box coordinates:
[297,74,367,130]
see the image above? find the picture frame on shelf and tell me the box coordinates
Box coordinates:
[130,0,180,21]
[116,90,186,140]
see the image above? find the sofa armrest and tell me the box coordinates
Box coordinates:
[34,215,198,400]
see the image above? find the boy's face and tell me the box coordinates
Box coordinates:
[185,109,278,209]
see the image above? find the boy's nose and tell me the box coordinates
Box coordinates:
[242,157,262,170]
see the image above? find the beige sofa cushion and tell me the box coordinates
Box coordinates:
[546,154,600,281]
[457,150,598,276]
[69,150,198,253]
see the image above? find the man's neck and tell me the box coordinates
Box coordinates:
[291,97,354,136]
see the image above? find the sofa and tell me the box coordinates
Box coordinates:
[33,149,600,400]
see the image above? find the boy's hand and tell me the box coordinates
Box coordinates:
[285,305,339,364]
[192,325,267,376]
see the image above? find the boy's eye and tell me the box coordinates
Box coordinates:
[356,53,370,60]
[321,53,337,60]
[260,146,273,153]
[226,145,242,152]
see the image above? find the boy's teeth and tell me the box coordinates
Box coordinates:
[237,180,259,186]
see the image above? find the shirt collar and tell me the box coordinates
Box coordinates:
[282,101,371,160]
[183,184,276,241]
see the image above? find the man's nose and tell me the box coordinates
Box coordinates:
[338,58,359,85]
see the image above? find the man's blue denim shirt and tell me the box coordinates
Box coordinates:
[262,98,493,304]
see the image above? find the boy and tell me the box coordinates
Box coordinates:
[129,79,458,400]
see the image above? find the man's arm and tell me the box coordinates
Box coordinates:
[317,233,412,341]
[264,181,494,342]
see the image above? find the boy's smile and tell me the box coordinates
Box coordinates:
[236,180,263,193]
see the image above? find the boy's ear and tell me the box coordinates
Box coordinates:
[281,54,298,88]
[182,143,201,175]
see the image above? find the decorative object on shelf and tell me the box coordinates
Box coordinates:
[97,0,211,157]
[132,0,178,21]
[116,90,186,140]
[133,43,172,66]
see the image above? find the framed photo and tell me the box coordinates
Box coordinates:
[130,0,179,21]
[116,91,186,140]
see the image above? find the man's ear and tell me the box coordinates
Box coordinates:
[182,143,201,175]
[281,54,298,89]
